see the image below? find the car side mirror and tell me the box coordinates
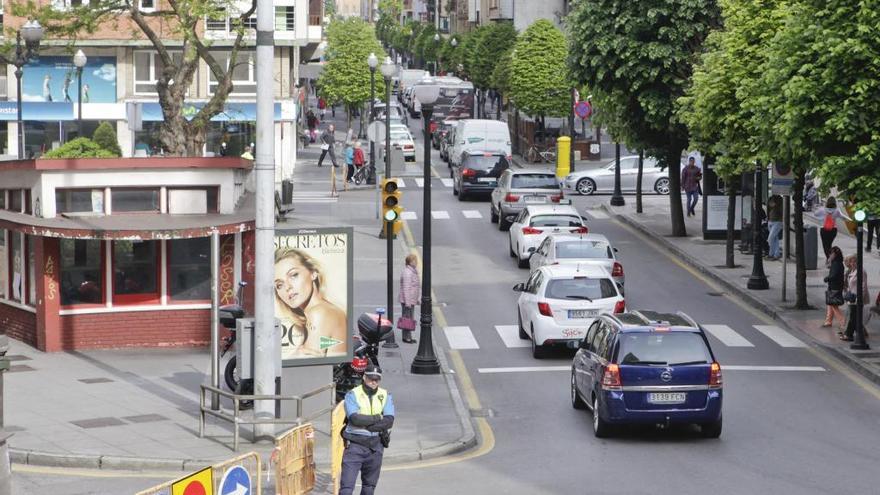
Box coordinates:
[528,247,536,253]
[513,283,525,292]
[613,247,619,253]
[579,338,591,350]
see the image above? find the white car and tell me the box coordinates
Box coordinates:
[528,233,625,288]
[508,203,588,269]
[562,155,670,195]
[514,264,625,358]
[389,124,416,162]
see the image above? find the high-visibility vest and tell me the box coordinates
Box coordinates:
[347,386,388,436]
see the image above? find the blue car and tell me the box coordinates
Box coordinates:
[571,310,723,438]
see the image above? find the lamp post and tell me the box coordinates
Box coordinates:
[380,56,395,181]
[1,20,44,159]
[610,142,625,206]
[380,56,399,349]
[432,33,440,76]
[411,80,441,375]
[368,53,378,185]
[747,163,769,290]
[851,209,870,350]
[73,50,87,140]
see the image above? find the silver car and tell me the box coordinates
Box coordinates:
[490,169,564,231]
[562,156,670,195]
[528,233,625,288]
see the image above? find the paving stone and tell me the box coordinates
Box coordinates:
[70,417,126,429]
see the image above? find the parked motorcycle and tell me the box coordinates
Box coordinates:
[333,311,394,402]
[219,281,253,409]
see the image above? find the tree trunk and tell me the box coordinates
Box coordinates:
[726,177,737,268]
[496,91,502,120]
[666,145,687,236]
[793,170,810,309]
[636,150,644,214]
[347,104,353,130]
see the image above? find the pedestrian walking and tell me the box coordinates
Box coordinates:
[318,124,338,168]
[865,215,880,253]
[842,254,870,341]
[398,254,420,344]
[766,195,783,260]
[816,196,846,258]
[339,365,394,495]
[822,246,846,331]
[681,157,702,217]
[351,141,365,182]
[318,97,327,119]
[344,140,355,187]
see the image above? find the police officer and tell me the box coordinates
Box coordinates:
[339,365,394,495]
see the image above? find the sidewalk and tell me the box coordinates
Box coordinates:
[603,196,880,385]
[6,139,475,490]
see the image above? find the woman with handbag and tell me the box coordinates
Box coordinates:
[822,246,845,331]
[841,254,870,341]
[398,254,420,344]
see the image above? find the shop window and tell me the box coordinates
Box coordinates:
[60,239,103,306]
[0,230,6,299]
[9,231,22,302]
[27,236,35,305]
[208,51,256,95]
[8,190,21,212]
[112,188,160,213]
[56,189,104,214]
[113,240,159,303]
[207,122,255,157]
[168,238,211,301]
[25,121,100,156]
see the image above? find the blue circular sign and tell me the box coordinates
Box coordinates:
[574,101,592,119]
[219,465,251,495]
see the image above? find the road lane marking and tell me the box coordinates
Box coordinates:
[494,325,530,348]
[432,210,451,219]
[753,325,807,348]
[393,178,406,188]
[444,326,479,349]
[585,209,609,219]
[479,366,569,373]
[477,365,826,374]
[462,210,483,219]
[415,178,425,187]
[440,178,454,187]
[703,324,755,347]
[401,211,418,220]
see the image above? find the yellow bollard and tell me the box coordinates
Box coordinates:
[556,136,571,182]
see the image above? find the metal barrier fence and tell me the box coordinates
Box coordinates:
[329,402,346,494]
[199,382,335,450]
[134,451,262,495]
[274,423,316,495]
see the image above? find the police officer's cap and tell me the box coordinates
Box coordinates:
[363,365,383,378]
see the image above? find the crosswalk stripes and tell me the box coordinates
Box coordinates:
[393,178,405,188]
[462,210,483,219]
[444,326,480,349]
[401,211,418,220]
[753,325,807,348]
[703,324,755,347]
[495,325,530,348]
[440,178,454,188]
[585,209,609,219]
[292,192,338,204]
[414,178,425,188]
[431,211,451,219]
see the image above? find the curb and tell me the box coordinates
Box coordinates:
[604,204,880,388]
[10,449,214,472]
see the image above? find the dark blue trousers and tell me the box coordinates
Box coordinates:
[339,442,384,495]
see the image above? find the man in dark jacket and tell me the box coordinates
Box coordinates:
[318,124,338,167]
[339,365,394,495]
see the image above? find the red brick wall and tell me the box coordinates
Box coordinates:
[0,303,37,347]
[59,309,211,350]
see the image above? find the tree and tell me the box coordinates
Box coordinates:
[509,20,570,131]
[93,121,122,157]
[415,24,439,71]
[376,0,403,46]
[458,27,483,80]
[14,0,256,156]
[471,22,516,118]
[568,0,721,236]
[318,18,387,130]
[43,138,116,158]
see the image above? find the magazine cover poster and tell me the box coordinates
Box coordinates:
[275,227,353,366]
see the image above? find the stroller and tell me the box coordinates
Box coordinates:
[351,163,373,186]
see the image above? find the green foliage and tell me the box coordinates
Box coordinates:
[509,20,570,118]
[319,18,387,107]
[459,28,484,79]
[92,121,122,157]
[471,22,516,90]
[415,24,439,63]
[491,47,513,94]
[376,0,403,45]
[42,138,116,159]
[441,33,468,74]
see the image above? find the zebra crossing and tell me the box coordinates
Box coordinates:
[397,209,608,221]
[442,322,807,351]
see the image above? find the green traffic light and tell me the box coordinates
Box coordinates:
[384,209,398,222]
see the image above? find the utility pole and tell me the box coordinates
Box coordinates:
[253,0,276,439]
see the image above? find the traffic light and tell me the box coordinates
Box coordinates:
[381,179,403,236]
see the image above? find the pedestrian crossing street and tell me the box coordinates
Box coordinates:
[443,322,807,351]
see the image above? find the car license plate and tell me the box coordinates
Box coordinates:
[477,178,496,184]
[647,392,687,404]
[568,309,597,318]
[524,196,546,203]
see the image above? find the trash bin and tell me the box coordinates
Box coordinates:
[282,179,293,204]
[804,225,818,270]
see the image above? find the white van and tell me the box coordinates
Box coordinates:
[397,69,429,104]
[449,119,512,168]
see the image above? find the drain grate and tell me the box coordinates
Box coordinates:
[707,291,726,297]
[78,378,114,384]
[469,408,496,418]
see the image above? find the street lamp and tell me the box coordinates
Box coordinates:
[0,20,44,159]
[747,163,769,290]
[379,56,399,349]
[411,80,441,375]
[850,209,870,350]
[367,52,378,185]
[73,50,87,140]
[610,142,625,206]
[432,33,440,76]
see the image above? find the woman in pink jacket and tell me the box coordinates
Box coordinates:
[398,254,421,343]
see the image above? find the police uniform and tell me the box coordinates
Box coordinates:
[339,366,395,495]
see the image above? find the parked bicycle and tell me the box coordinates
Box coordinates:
[527,144,556,164]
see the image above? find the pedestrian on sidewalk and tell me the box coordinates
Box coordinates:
[339,365,394,495]
[865,215,880,253]
[823,246,846,330]
[681,157,702,217]
[344,140,355,186]
[842,254,870,341]
[352,141,366,182]
[398,254,420,344]
[767,195,783,260]
[318,125,338,168]
[318,96,327,119]
[816,196,846,258]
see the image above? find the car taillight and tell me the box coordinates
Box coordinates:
[709,362,723,388]
[611,262,624,277]
[537,302,552,317]
[614,299,625,313]
[602,364,622,390]
[505,193,520,202]
[522,226,543,235]
[573,226,589,234]
[462,168,476,178]
[352,357,368,373]
[550,194,562,203]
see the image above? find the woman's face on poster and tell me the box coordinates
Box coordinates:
[275,256,314,309]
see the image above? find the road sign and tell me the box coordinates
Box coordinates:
[574,101,592,120]
[172,466,213,495]
[219,465,251,495]
[771,162,793,195]
[367,121,386,142]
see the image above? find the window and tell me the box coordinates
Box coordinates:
[544,278,617,300]
[113,240,159,303]
[27,236,35,305]
[56,189,104,214]
[9,231,22,302]
[168,187,219,214]
[112,188,159,213]
[60,239,103,306]
[556,241,612,260]
[0,191,5,209]
[133,51,183,94]
[0,231,5,299]
[139,0,154,10]
[529,215,583,227]
[168,238,210,301]
[511,174,559,189]
[208,51,255,95]
[617,333,712,366]
[275,6,295,31]
[8,190,22,212]
[206,9,228,31]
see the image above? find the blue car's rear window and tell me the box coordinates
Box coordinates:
[617,332,711,366]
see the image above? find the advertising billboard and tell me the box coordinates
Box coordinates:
[23,56,117,103]
[275,227,353,366]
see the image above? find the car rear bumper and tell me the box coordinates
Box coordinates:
[600,390,723,424]
[533,317,593,344]
[461,183,497,195]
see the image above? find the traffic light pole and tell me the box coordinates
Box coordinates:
[384,218,398,348]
